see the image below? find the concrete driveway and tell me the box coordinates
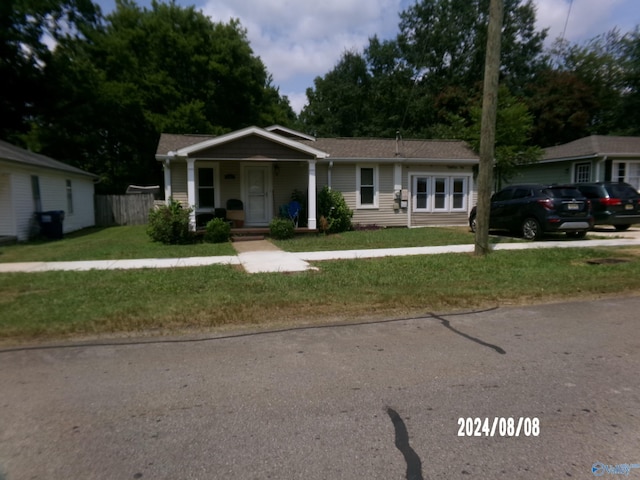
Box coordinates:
[1,297,639,479]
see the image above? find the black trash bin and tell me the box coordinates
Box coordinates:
[37,211,65,239]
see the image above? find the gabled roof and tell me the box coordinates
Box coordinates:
[156,127,478,163]
[543,135,640,161]
[0,140,97,177]
[156,126,328,159]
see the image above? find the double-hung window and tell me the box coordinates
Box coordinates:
[357,165,378,208]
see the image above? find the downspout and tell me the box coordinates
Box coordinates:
[328,161,333,190]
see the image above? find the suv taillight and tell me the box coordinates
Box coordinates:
[600,198,622,206]
[536,198,554,210]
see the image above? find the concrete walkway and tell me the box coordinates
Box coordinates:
[1,228,640,274]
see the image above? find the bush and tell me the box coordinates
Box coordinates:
[147,199,193,244]
[317,186,352,233]
[204,218,231,243]
[269,218,295,240]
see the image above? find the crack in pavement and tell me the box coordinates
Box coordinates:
[387,407,424,480]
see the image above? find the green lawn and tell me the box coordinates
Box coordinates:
[0,225,236,262]
[2,245,640,342]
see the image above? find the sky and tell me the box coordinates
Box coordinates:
[95,0,639,114]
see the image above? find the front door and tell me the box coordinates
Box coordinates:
[244,165,272,226]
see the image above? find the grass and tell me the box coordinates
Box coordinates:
[0,225,236,262]
[273,226,516,251]
[2,246,640,343]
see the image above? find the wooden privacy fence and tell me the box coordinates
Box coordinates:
[94,194,158,226]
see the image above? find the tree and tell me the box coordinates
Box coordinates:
[397,0,546,95]
[0,0,101,142]
[618,28,640,135]
[28,0,294,192]
[546,31,627,137]
[525,69,599,146]
[300,50,371,137]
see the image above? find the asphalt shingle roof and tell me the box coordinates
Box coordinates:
[0,140,97,177]
[156,132,478,161]
[543,135,640,161]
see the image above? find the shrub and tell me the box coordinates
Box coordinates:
[204,218,231,243]
[269,217,295,240]
[317,186,353,233]
[147,199,193,244]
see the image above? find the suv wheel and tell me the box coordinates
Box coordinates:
[615,224,631,231]
[522,217,541,241]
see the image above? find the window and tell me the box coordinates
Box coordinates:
[66,180,74,214]
[197,167,215,208]
[31,175,41,212]
[574,162,591,183]
[415,177,429,210]
[412,176,468,212]
[434,177,447,210]
[357,166,378,208]
[613,161,640,191]
[452,178,466,209]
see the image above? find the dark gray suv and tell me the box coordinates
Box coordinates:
[469,184,594,240]
[570,182,640,230]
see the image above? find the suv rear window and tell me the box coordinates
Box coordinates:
[544,187,583,198]
[605,184,639,198]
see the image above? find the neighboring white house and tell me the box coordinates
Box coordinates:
[155,125,480,230]
[0,140,97,241]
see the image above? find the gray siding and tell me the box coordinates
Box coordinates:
[0,173,13,236]
[170,162,188,205]
[508,162,571,185]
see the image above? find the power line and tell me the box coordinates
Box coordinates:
[560,0,574,42]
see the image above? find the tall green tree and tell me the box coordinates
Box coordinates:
[397,0,546,95]
[0,0,101,142]
[300,50,371,137]
[30,0,294,192]
[618,28,640,135]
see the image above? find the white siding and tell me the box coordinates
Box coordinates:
[0,173,15,236]
[0,163,95,241]
[13,172,35,241]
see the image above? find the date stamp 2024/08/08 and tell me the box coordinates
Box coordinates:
[457,417,539,437]
[458,417,640,477]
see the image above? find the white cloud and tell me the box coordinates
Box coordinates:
[533,0,634,44]
[201,0,405,112]
[195,0,638,113]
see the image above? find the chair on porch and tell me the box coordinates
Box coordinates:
[226,199,244,228]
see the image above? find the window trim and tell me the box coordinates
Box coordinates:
[573,162,591,183]
[195,163,220,211]
[31,175,42,212]
[411,174,469,213]
[356,164,379,209]
[66,179,74,215]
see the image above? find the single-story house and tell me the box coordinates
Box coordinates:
[507,135,640,191]
[0,140,97,241]
[155,125,480,230]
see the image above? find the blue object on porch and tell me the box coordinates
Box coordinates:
[287,200,301,227]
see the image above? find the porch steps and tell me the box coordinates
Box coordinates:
[231,235,265,242]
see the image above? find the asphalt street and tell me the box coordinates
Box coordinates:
[1,296,639,479]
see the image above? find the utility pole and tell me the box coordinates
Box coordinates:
[474,0,504,256]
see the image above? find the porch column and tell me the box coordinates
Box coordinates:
[308,160,317,230]
[186,157,196,230]
[163,159,172,203]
